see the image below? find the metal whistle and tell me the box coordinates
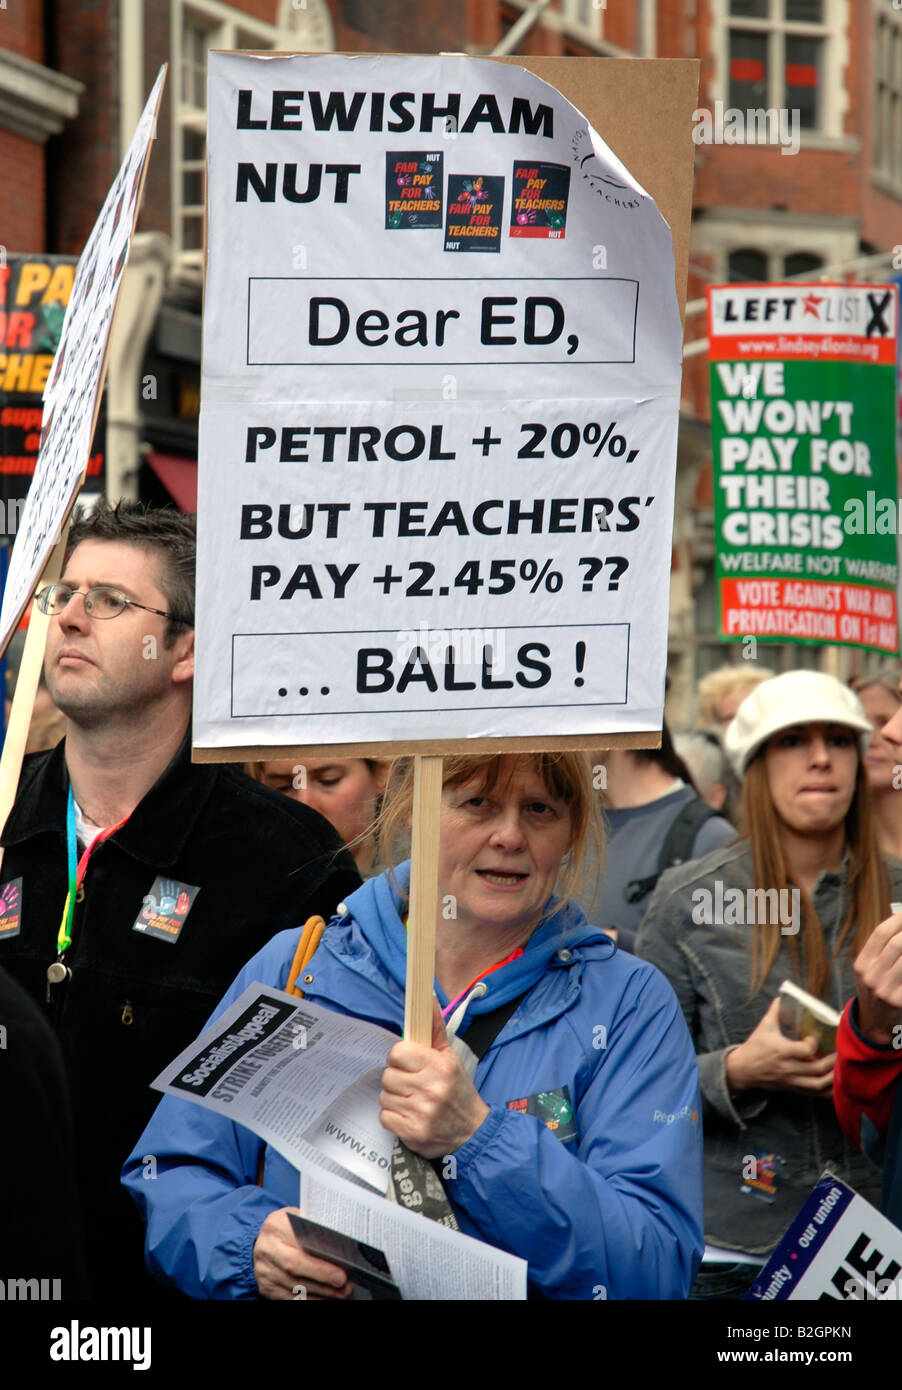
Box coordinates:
[46,958,71,1001]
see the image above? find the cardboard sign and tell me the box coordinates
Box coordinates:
[709,282,900,655]
[194,54,698,755]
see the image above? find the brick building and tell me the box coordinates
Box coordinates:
[0,2,81,253]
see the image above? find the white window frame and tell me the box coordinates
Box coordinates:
[170,0,282,263]
[725,246,825,280]
[689,214,859,296]
[499,0,612,54]
[712,0,848,144]
[874,1,902,194]
[558,0,604,43]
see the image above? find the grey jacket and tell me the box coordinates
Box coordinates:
[635,839,902,1255]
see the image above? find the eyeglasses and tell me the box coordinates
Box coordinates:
[34,584,188,624]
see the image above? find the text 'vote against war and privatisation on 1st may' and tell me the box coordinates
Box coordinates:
[708,282,900,654]
[193,55,684,749]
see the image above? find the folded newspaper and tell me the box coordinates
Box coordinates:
[151,982,527,1299]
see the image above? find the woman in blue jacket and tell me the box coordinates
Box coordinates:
[123,752,703,1300]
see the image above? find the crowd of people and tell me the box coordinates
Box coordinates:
[1,501,901,1301]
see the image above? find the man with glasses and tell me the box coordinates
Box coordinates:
[0,501,360,1298]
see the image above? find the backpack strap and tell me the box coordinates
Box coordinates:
[624,799,719,904]
[658,797,719,872]
[458,990,528,1061]
[284,915,327,998]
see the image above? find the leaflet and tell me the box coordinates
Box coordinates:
[151,983,394,1190]
[297,1160,527,1300]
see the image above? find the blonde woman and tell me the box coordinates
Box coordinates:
[125,752,703,1300]
[696,663,775,730]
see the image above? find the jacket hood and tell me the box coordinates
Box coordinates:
[335,860,613,1014]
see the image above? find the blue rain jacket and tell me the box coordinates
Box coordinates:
[123,866,704,1300]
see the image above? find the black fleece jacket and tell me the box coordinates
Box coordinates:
[0,736,360,1297]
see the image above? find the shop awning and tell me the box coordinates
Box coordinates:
[146,451,197,512]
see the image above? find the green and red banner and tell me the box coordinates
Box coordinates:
[707,281,899,654]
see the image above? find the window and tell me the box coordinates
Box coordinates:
[500,0,605,46]
[172,1,335,262]
[181,17,212,110]
[728,248,768,281]
[173,3,283,260]
[177,14,216,255]
[559,0,604,41]
[875,5,902,187]
[783,251,822,277]
[727,248,823,280]
[726,0,827,132]
[180,125,206,253]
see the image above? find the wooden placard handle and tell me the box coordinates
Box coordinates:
[404,754,443,1045]
[0,530,69,876]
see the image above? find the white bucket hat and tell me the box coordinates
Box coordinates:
[723,670,873,777]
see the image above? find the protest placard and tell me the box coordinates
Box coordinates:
[0,67,166,869]
[708,281,900,655]
[747,1172,902,1301]
[193,53,698,758]
[0,256,102,539]
[194,52,697,1042]
[0,67,166,657]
